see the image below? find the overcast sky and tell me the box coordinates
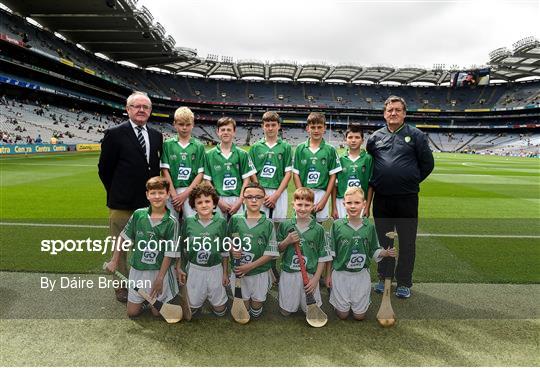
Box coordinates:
[137,0,538,69]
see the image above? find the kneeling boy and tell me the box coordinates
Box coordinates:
[106,176,179,319]
[179,183,230,317]
[277,187,332,315]
[326,187,395,320]
[229,182,279,318]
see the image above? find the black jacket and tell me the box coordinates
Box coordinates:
[366,123,434,196]
[98,121,163,210]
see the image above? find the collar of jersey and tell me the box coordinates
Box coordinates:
[194,212,219,224]
[303,138,326,150]
[291,215,317,231]
[216,143,237,153]
[175,136,194,147]
[343,216,368,229]
[262,138,282,147]
[345,148,366,160]
[241,211,267,226]
[145,206,170,226]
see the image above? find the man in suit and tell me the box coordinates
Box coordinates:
[98,91,163,302]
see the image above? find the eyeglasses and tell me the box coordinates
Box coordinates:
[128,104,151,111]
[244,195,264,201]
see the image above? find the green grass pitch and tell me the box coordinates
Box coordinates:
[1,150,539,366]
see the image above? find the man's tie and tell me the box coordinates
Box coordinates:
[136,126,146,156]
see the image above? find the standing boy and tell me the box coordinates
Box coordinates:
[204,117,256,218]
[292,112,342,221]
[248,111,292,222]
[326,187,396,320]
[332,124,373,219]
[161,107,205,219]
[179,183,230,317]
[105,176,179,319]
[277,188,333,316]
[229,182,279,318]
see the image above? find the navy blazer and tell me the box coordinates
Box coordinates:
[98,121,163,210]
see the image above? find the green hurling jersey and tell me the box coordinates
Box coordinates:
[204,144,256,197]
[336,150,373,198]
[329,218,380,272]
[277,217,332,274]
[180,213,228,267]
[121,207,179,271]
[227,212,279,276]
[249,138,293,189]
[161,137,206,189]
[292,139,342,190]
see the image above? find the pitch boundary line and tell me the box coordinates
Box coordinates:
[1,222,539,238]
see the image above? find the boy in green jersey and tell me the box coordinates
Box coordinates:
[161,107,206,219]
[106,177,179,319]
[204,117,256,218]
[326,187,395,320]
[277,188,332,316]
[332,124,373,219]
[179,183,230,317]
[292,112,342,221]
[229,182,279,318]
[248,111,292,222]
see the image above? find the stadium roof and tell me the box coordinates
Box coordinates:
[0,0,196,66]
[2,0,539,84]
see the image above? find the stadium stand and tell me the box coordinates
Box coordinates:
[0,7,538,157]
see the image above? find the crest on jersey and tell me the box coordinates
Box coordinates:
[321,158,326,166]
[405,136,411,143]
[181,153,187,161]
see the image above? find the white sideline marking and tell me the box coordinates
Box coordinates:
[1,222,539,238]
[0,222,107,229]
[1,163,95,167]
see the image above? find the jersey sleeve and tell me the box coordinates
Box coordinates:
[328,222,337,258]
[119,213,135,241]
[277,221,288,246]
[367,223,384,261]
[317,227,333,263]
[239,149,257,179]
[160,141,170,169]
[328,146,342,176]
[284,143,293,172]
[203,150,212,181]
[219,218,229,257]
[248,145,262,173]
[164,218,180,258]
[196,144,206,174]
[292,145,301,174]
[263,223,279,257]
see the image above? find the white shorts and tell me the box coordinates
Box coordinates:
[313,189,330,221]
[127,267,178,304]
[335,198,347,219]
[216,196,243,218]
[166,187,197,219]
[230,270,272,302]
[261,188,288,222]
[278,271,322,313]
[186,262,228,308]
[329,268,371,314]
